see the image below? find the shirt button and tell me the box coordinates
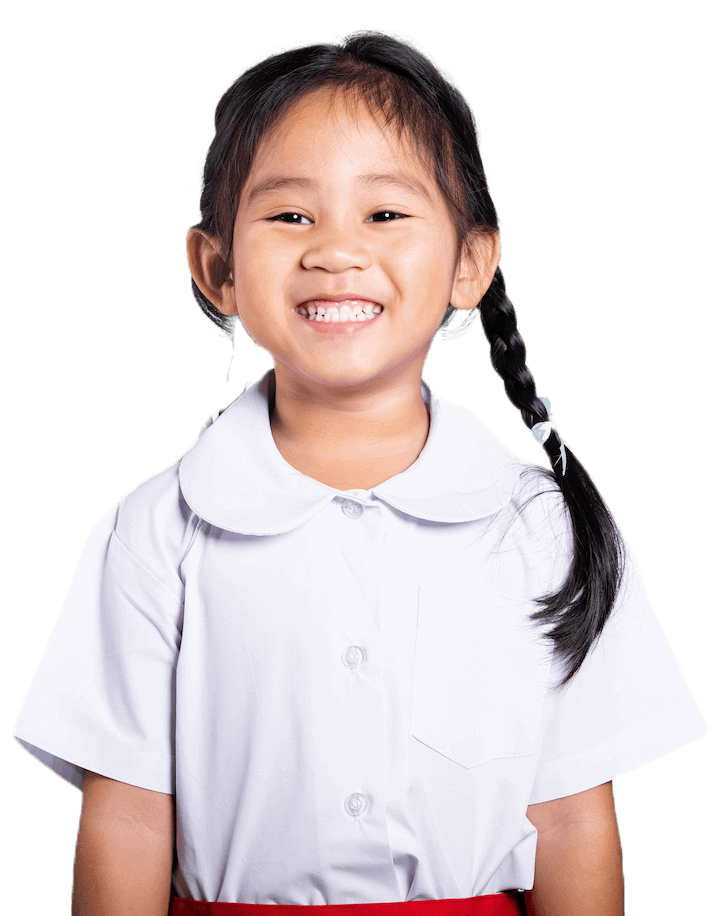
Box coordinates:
[344,793,367,818]
[341,500,364,519]
[342,646,365,669]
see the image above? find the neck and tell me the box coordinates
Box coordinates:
[265,367,430,491]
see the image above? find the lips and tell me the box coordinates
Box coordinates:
[294,292,383,326]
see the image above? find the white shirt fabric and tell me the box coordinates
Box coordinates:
[14,371,706,902]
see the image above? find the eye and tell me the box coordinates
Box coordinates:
[268,213,311,225]
[367,211,408,223]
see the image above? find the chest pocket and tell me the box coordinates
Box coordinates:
[411,567,552,769]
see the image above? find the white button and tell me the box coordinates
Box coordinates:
[341,500,364,519]
[344,793,367,817]
[342,646,365,669]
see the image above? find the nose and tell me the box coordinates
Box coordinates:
[300,222,373,273]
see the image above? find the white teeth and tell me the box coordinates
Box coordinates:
[297,302,383,323]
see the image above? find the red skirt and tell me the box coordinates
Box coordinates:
[169,894,526,916]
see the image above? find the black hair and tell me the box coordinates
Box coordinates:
[190,31,625,684]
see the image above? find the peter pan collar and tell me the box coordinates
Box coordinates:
[178,371,524,535]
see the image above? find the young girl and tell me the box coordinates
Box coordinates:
[14,32,706,916]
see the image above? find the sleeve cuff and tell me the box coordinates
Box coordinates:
[528,700,708,805]
[13,726,174,795]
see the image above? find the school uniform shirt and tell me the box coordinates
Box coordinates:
[14,371,706,902]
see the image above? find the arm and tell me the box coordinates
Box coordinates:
[72,770,175,916]
[524,781,624,916]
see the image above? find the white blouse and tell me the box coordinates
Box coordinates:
[14,371,706,902]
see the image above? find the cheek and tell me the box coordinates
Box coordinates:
[233,234,293,302]
[387,232,457,295]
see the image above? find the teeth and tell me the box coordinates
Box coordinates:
[297,303,383,323]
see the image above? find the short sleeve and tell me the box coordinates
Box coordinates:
[13,495,186,794]
[528,550,707,805]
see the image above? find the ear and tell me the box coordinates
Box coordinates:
[450,230,501,311]
[186,228,236,316]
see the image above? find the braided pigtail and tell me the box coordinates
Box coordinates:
[480,268,625,684]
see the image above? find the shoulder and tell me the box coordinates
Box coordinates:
[492,465,574,595]
[112,460,202,591]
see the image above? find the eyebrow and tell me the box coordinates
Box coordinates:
[358,172,432,203]
[245,176,313,205]
[245,172,433,205]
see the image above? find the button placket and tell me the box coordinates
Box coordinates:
[334,498,378,820]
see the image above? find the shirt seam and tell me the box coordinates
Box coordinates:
[110,529,185,603]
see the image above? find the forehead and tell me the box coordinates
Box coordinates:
[249,88,437,185]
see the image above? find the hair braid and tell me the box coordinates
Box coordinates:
[480,270,625,684]
[478,268,546,429]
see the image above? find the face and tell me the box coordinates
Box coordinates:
[221,89,484,396]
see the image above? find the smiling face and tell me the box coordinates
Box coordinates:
[192,88,497,398]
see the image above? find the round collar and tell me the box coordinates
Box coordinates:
[178,371,523,535]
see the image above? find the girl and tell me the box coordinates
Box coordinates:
[14,32,706,916]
